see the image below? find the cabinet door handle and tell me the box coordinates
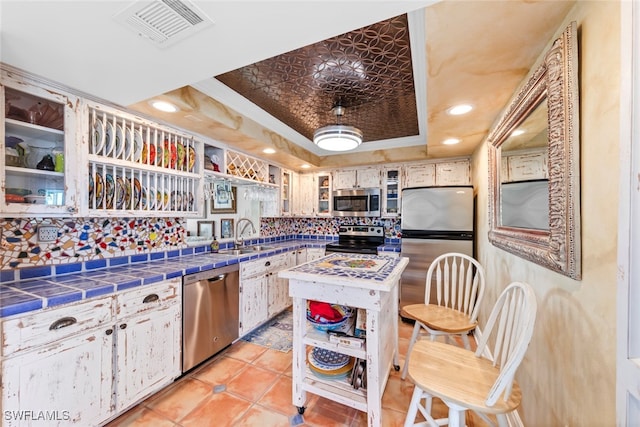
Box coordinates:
[105,328,114,336]
[119,323,127,330]
[143,293,159,303]
[265,261,271,267]
[49,316,77,330]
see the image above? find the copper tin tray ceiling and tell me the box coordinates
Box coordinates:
[215,14,418,145]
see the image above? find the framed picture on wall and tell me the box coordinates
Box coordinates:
[197,221,214,238]
[211,185,237,214]
[221,218,234,239]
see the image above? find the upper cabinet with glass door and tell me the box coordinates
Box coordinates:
[85,101,203,217]
[382,167,400,217]
[1,71,80,217]
[316,173,331,216]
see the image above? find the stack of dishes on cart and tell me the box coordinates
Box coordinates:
[307,347,354,380]
[306,301,355,333]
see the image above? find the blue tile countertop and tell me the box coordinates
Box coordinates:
[0,239,399,318]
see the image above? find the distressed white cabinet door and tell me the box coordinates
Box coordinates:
[435,160,470,185]
[2,327,114,427]
[240,275,268,336]
[332,169,357,189]
[356,167,381,188]
[306,248,326,262]
[295,173,316,216]
[295,248,308,264]
[403,163,436,188]
[115,303,181,412]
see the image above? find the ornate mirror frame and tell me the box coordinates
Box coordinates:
[488,22,581,279]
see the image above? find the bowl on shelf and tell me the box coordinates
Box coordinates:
[24,195,46,204]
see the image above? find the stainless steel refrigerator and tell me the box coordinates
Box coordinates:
[400,186,474,314]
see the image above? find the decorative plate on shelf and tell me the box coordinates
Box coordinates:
[142,141,156,164]
[133,178,141,209]
[115,177,126,209]
[92,119,105,154]
[148,187,156,210]
[132,130,143,162]
[105,173,115,209]
[114,125,125,159]
[88,173,94,202]
[95,172,104,208]
[188,146,196,172]
[103,122,115,157]
[177,142,186,170]
[123,128,134,161]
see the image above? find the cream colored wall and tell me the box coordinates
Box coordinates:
[471,1,619,425]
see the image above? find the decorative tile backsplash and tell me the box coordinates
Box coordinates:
[1,216,401,271]
[1,217,187,270]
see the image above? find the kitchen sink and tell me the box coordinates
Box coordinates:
[217,245,275,255]
[247,245,275,251]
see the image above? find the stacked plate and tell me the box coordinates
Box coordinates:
[308,347,353,380]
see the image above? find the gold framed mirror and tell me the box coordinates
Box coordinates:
[487,21,581,279]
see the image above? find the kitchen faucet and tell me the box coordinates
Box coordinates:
[235,218,256,248]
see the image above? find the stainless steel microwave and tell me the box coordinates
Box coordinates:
[332,188,381,217]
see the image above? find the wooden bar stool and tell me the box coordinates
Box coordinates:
[403,282,537,427]
[401,253,486,380]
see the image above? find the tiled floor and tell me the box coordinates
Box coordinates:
[105,316,491,427]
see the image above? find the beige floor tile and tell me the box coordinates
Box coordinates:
[144,377,212,422]
[381,375,415,413]
[180,392,252,427]
[253,348,293,373]
[226,364,280,402]
[235,404,292,426]
[256,375,299,416]
[224,340,269,363]
[192,355,248,386]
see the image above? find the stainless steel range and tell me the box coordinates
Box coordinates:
[325,225,385,254]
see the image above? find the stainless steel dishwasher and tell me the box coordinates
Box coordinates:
[182,263,239,373]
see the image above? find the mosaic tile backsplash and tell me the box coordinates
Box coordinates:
[1,216,400,271]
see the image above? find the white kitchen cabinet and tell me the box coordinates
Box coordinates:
[316,173,332,216]
[382,167,400,217]
[504,150,548,182]
[114,280,181,412]
[1,70,81,217]
[240,253,293,335]
[435,160,471,185]
[295,248,308,264]
[281,169,293,216]
[268,251,296,317]
[1,297,115,427]
[403,163,435,188]
[294,173,315,216]
[306,247,326,262]
[332,167,381,190]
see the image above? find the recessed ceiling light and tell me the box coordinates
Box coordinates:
[263,148,276,154]
[511,129,526,136]
[301,164,311,169]
[447,104,473,115]
[443,138,461,145]
[150,100,178,113]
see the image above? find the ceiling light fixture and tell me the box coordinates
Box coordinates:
[447,104,473,115]
[511,129,526,136]
[313,105,362,152]
[443,138,461,145]
[263,148,276,154]
[150,100,179,113]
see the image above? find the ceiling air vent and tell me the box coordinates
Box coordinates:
[114,0,214,48]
